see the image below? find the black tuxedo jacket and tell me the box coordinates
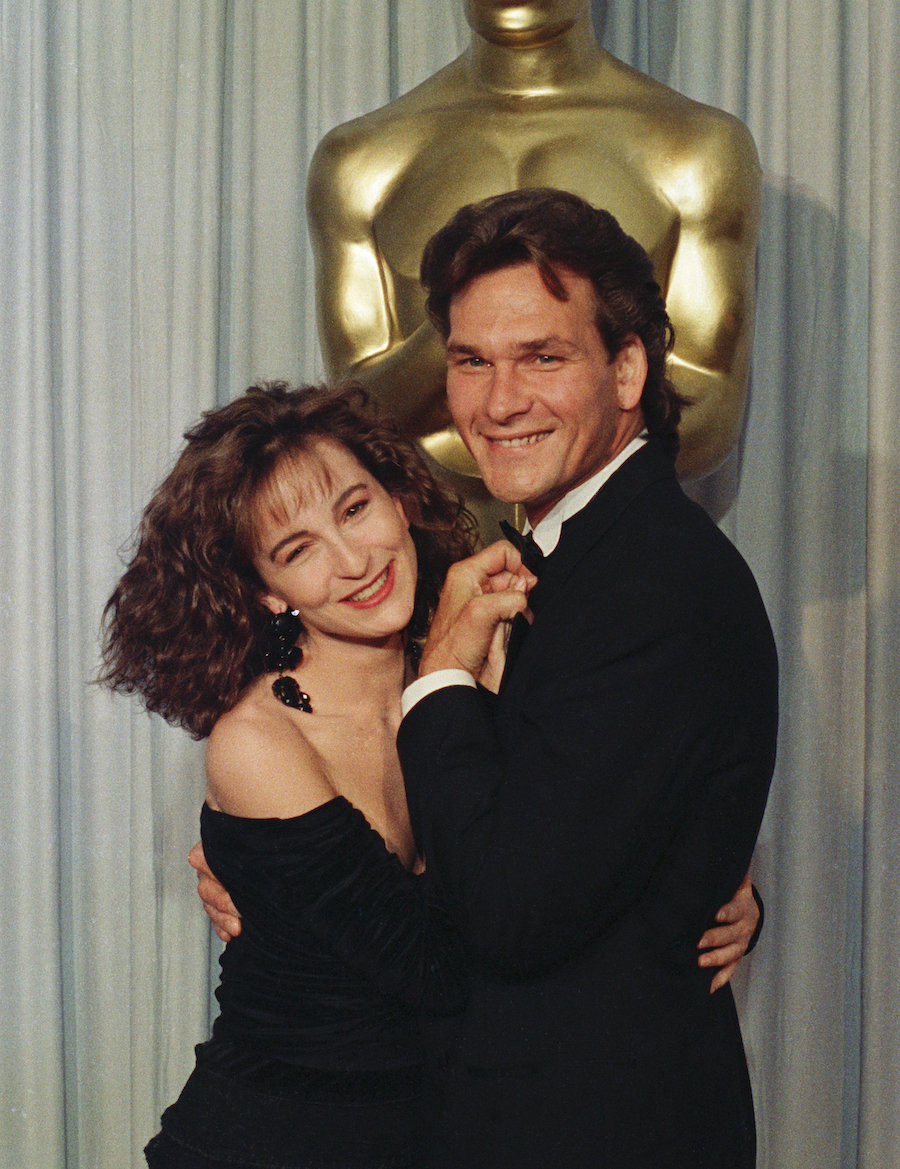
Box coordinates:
[398,441,778,1168]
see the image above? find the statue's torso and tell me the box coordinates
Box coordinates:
[310,53,757,492]
[327,61,731,337]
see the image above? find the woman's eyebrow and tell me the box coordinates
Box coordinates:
[266,483,368,561]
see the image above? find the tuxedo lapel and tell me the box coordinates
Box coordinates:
[497,440,677,692]
[531,440,676,611]
[498,612,531,695]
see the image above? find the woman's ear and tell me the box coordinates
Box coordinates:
[615,336,648,411]
[258,590,287,618]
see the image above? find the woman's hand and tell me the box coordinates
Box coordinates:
[477,619,513,694]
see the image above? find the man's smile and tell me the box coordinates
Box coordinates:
[487,431,552,448]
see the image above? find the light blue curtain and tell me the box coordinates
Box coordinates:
[2,2,897,1165]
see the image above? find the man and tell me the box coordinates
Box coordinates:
[393,188,777,1167]
[308,0,760,531]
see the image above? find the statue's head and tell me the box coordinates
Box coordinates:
[463,0,589,45]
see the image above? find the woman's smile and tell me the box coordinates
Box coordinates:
[342,561,396,608]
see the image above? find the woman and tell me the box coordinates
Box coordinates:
[101,381,498,1169]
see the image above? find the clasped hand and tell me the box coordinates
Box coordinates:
[417,539,538,692]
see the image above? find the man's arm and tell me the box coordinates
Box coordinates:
[400,535,777,978]
[189,842,241,942]
[698,870,761,993]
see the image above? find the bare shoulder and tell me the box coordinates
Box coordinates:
[206,685,335,820]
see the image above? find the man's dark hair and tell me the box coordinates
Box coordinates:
[420,187,684,453]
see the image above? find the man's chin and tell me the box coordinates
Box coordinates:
[481,476,537,509]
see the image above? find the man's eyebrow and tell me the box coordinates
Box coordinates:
[517,335,575,353]
[446,340,481,356]
[446,335,576,356]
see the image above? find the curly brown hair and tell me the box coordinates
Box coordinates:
[421,188,685,456]
[100,382,477,739]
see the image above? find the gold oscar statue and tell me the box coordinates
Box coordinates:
[308,0,760,533]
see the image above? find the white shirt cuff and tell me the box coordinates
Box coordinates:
[401,669,476,717]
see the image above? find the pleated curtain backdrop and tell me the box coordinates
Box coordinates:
[2,2,897,1166]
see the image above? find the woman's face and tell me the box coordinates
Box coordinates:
[252,439,418,649]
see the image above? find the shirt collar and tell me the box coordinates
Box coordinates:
[527,433,648,556]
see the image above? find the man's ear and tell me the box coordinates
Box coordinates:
[615,336,648,411]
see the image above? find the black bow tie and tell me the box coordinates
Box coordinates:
[499,519,545,576]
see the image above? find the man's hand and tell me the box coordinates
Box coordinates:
[419,541,536,680]
[188,841,241,943]
[697,871,759,993]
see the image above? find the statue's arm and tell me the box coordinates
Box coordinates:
[306,132,450,438]
[663,116,761,479]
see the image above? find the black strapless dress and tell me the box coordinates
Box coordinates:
[145,797,468,1169]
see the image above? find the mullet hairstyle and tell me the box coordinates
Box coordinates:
[420,187,685,455]
[100,382,476,739]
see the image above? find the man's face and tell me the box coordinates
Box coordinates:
[445,262,646,525]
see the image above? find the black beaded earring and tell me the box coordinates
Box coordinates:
[265,608,312,713]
